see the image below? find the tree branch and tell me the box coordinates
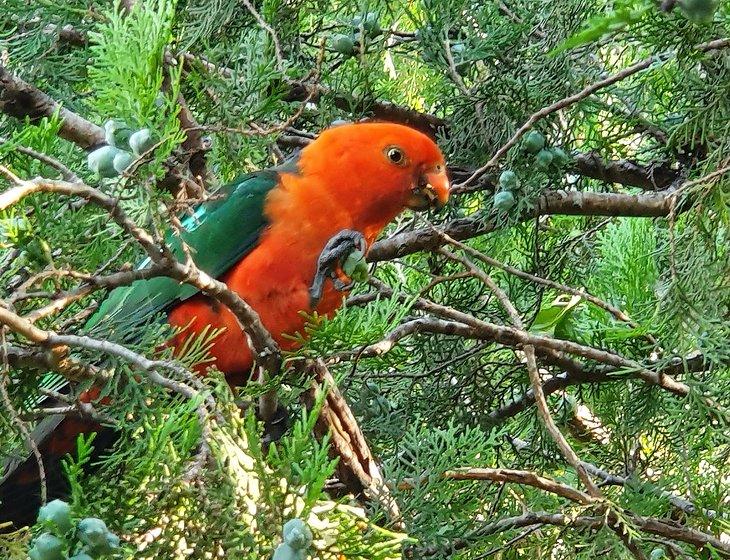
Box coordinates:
[489,353,713,421]
[467,511,729,556]
[0,65,105,149]
[457,37,729,188]
[572,152,679,190]
[0,169,282,375]
[398,467,592,504]
[368,189,679,263]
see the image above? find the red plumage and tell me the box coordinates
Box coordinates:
[0,122,449,528]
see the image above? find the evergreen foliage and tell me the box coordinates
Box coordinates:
[0,0,728,558]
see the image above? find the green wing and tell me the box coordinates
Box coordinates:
[12,167,290,478]
[85,169,280,333]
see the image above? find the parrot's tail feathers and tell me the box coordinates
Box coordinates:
[0,416,117,531]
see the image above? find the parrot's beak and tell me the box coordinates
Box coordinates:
[407,169,450,211]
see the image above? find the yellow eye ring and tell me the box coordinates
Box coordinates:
[385,146,407,166]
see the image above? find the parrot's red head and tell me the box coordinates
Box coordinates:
[296,122,450,221]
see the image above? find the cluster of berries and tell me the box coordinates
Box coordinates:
[28,500,120,559]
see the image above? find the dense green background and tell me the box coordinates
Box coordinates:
[0,0,728,558]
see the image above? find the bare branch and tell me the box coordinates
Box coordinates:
[489,353,714,421]
[340,280,690,398]
[301,360,401,524]
[470,511,730,557]
[0,136,79,181]
[439,233,653,342]
[457,37,729,188]
[439,246,602,498]
[239,0,284,70]
[572,152,679,191]
[0,65,105,149]
[398,467,592,504]
[369,189,680,263]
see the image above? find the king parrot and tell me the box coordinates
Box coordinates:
[0,122,449,528]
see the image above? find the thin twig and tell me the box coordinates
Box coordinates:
[397,466,592,504]
[0,137,79,181]
[0,331,47,505]
[456,38,730,189]
[239,0,284,70]
[439,246,602,499]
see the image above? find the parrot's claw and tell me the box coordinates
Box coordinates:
[309,229,368,308]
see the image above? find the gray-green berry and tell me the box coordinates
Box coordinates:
[535,148,554,168]
[353,12,381,37]
[87,146,122,178]
[104,119,133,150]
[331,33,355,55]
[32,533,65,560]
[113,150,135,173]
[78,517,109,547]
[498,170,519,191]
[679,0,718,22]
[282,519,313,550]
[273,543,307,560]
[38,499,73,534]
[342,249,368,282]
[128,128,157,156]
[450,43,466,57]
[523,130,546,154]
[550,147,571,167]
[493,190,516,211]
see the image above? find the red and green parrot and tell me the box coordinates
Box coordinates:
[0,122,449,528]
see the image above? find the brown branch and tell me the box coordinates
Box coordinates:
[466,511,729,557]
[162,54,209,189]
[45,332,210,481]
[56,24,88,47]
[439,246,601,498]
[368,189,679,263]
[0,291,212,482]
[334,300,689,397]
[398,467,592,504]
[0,136,79,181]
[489,353,713,422]
[284,80,448,139]
[441,233,647,334]
[349,278,689,397]
[20,265,170,323]
[301,360,401,524]
[0,65,105,149]
[572,152,679,190]
[505,435,714,518]
[457,37,730,188]
[239,0,284,70]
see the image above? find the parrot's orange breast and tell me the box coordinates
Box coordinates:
[167,168,401,384]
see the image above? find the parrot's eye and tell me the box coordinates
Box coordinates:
[385,146,407,166]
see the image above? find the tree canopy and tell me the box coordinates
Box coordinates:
[0,0,728,558]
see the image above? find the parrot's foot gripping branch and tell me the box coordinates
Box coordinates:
[309,229,368,308]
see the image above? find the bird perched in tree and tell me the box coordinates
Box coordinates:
[0,121,449,528]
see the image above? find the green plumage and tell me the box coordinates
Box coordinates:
[31,169,282,403]
[85,169,280,333]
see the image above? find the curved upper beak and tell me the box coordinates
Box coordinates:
[407,169,450,211]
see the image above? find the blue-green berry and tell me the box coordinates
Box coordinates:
[37,499,72,534]
[493,191,516,211]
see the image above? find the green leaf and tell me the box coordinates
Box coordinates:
[529,294,582,337]
[549,2,652,55]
